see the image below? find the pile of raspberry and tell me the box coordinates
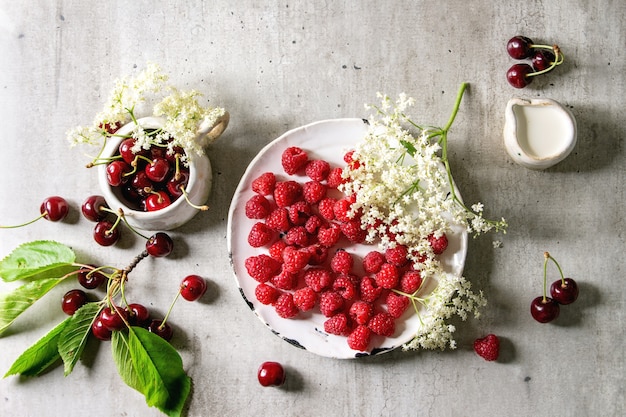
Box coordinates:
[243,146,447,352]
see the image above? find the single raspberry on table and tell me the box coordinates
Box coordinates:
[349,300,374,325]
[375,263,400,289]
[368,312,396,337]
[251,172,276,196]
[274,180,303,207]
[293,286,317,311]
[303,267,334,292]
[274,293,299,318]
[247,222,275,248]
[474,334,500,361]
[428,232,449,255]
[400,270,423,294]
[245,194,272,219]
[281,146,309,175]
[303,180,327,204]
[386,292,410,318]
[305,159,331,181]
[363,250,386,274]
[323,313,351,336]
[245,254,281,283]
[347,325,371,351]
[255,283,281,305]
[330,249,354,274]
[319,290,344,317]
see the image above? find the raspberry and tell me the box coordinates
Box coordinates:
[385,244,409,267]
[333,198,353,222]
[360,276,383,303]
[287,201,312,225]
[274,180,303,207]
[304,214,323,234]
[245,194,272,219]
[268,240,288,261]
[386,292,410,318]
[428,232,448,255]
[323,313,350,336]
[284,225,310,247]
[265,207,291,232]
[332,274,357,300]
[367,312,395,337]
[375,263,399,289]
[347,325,371,351]
[255,283,281,305]
[293,286,317,311]
[317,197,337,221]
[282,246,311,273]
[274,293,299,318]
[303,267,333,292]
[303,181,327,204]
[363,251,385,274]
[340,219,366,244]
[247,222,275,248]
[251,172,276,196]
[349,300,374,325]
[327,167,345,189]
[304,244,328,265]
[400,270,423,294]
[343,150,362,169]
[317,223,342,247]
[330,249,353,274]
[270,268,299,290]
[305,159,331,181]
[281,146,309,175]
[245,255,281,283]
[319,290,344,317]
[473,334,500,361]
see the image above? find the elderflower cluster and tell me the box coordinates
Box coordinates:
[66,63,226,164]
[340,90,504,350]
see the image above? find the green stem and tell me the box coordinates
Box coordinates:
[545,252,566,284]
[442,83,468,133]
[542,252,550,301]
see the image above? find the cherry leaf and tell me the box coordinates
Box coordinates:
[3,316,71,377]
[111,327,191,417]
[0,277,67,336]
[0,240,76,282]
[58,302,102,376]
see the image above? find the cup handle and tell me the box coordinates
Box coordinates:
[197,111,230,145]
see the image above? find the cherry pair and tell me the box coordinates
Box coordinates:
[506,36,564,88]
[530,252,579,323]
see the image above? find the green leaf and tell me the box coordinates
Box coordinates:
[0,277,66,336]
[112,327,191,417]
[0,240,76,282]
[58,302,102,376]
[3,316,71,377]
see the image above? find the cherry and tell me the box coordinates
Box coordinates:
[531,49,556,72]
[507,35,534,59]
[148,319,173,341]
[61,289,88,315]
[93,220,120,246]
[146,232,174,257]
[106,160,132,187]
[165,147,185,163]
[81,195,109,222]
[145,191,171,211]
[180,275,207,301]
[257,361,286,387]
[118,138,139,164]
[91,316,112,341]
[130,171,154,196]
[166,170,190,199]
[99,306,128,331]
[77,265,107,289]
[506,63,535,88]
[145,157,171,183]
[550,277,579,305]
[99,121,122,135]
[530,296,560,323]
[40,196,69,222]
[127,303,151,327]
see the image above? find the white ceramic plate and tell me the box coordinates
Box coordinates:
[227,119,467,359]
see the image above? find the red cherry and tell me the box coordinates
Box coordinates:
[148,319,173,341]
[530,296,560,323]
[126,303,151,327]
[130,171,154,196]
[93,220,120,246]
[91,316,112,341]
[507,35,534,59]
[550,278,579,305]
[257,361,286,387]
[531,49,556,71]
[145,157,171,183]
[507,63,535,88]
[81,195,108,222]
[118,138,138,164]
[145,191,171,211]
[99,306,128,331]
[61,289,88,315]
[77,265,107,289]
[106,160,132,187]
[40,196,69,222]
[146,232,174,257]
[166,170,190,198]
[180,275,207,301]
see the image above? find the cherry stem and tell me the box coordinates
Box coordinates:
[542,252,550,301]
[527,45,564,78]
[544,251,566,285]
[0,212,46,228]
[159,289,182,330]
[180,185,209,211]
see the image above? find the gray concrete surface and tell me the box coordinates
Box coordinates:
[0,1,624,416]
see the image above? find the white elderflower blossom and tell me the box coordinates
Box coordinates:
[345,85,504,350]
